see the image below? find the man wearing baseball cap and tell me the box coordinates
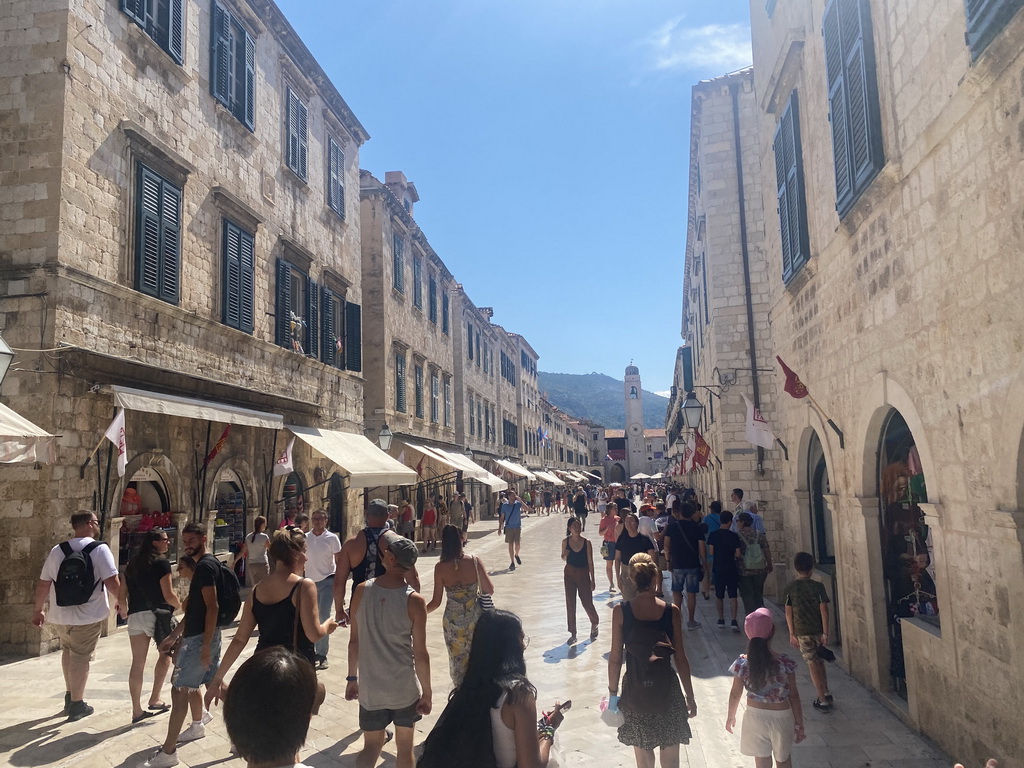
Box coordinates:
[346,530,431,768]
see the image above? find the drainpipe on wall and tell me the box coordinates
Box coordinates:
[730,81,765,475]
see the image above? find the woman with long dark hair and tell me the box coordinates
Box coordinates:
[725,608,805,767]
[614,514,657,601]
[239,515,269,588]
[418,610,567,768]
[426,525,495,684]
[608,553,697,768]
[119,529,181,723]
[205,528,337,710]
[562,517,599,643]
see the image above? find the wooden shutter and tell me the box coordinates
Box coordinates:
[413,257,422,308]
[295,94,308,180]
[428,275,437,322]
[158,179,181,304]
[320,288,335,366]
[238,227,254,333]
[345,301,362,372]
[122,0,147,26]
[136,166,162,299]
[168,0,184,64]
[328,137,345,216]
[242,31,256,130]
[275,258,292,348]
[211,3,232,106]
[442,293,449,333]
[774,93,809,282]
[842,0,883,194]
[286,88,308,180]
[823,0,852,212]
[306,279,319,359]
[467,322,474,359]
[395,354,406,412]
[223,221,242,328]
[392,234,404,292]
[966,0,1024,57]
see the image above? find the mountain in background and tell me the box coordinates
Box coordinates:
[537,371,669,429]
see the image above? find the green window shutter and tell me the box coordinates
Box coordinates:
[966,0,1024,57]
[157,178,181,304]
[442,293,449,333]
[842,0,884,195]
[275,258,292,348]
[306,279,319,359]
[428,275,437,323]
[136,166,163,299]
[286,88,308,180]
[122,0,147,27]
[414,365,424,418]
[345,301,361,372]
[392,234,404,292]
[238,227,254,333]
[467,322,474,359]
[328,137,345,217]
[168,0,185,64]
[222,221,242,328]
[413,257,422,308]
[396,354,406,413]
[242,30,256,130]
[211,2,232,106]
[320,288,335,366]
[682,346,694,391]
[823,0,852,213]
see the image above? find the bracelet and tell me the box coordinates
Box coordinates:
[537,724,555,741]
[346,675,358,682]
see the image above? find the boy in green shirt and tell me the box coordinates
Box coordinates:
[783,551,834,712]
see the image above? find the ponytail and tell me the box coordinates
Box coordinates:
[746,636,779,692]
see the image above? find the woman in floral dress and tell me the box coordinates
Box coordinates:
[426,525,495,684]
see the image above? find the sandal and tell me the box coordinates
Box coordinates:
[132,710,158,724]
[148,703,170,712]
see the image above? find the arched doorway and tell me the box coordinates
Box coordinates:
[328,473,346,535]
[877,408,936,699]
[282,471,306,523]
[213,468,247,556]
[807,431,840,644]
[608,463,626,484]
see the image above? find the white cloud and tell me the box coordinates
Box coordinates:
[646,16,752,74]
[654,390,672,398]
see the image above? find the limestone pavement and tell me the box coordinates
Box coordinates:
[0,511,951,768]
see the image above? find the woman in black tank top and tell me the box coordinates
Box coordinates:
[561,517,600,643]
[205,528,339,707]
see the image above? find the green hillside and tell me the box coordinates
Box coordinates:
[537,371,669,429]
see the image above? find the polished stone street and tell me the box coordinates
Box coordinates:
[0,512,951,767]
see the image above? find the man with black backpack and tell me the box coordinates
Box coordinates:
[144,522,238,768]
[33,511,120,722]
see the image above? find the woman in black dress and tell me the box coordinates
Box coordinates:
[608,552,697,768]
[614,513,657,601]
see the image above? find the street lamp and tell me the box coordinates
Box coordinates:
[0,334,14,389]
[377,423,393,451]
[681,391,704,429]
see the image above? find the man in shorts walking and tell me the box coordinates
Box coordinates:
[663,502,707,630]
[33,511,120,721]
[498,489,532,571]
[144,523,221,767]
[346,531,431,768]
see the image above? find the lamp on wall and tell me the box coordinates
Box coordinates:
[681,391,704,429]
[377,423,394,451]
[0,334,14,390]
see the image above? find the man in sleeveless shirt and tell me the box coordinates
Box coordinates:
[345,530,431,768]
[335,499,420,627]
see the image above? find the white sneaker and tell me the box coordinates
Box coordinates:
[141,749,179,768]
[177,722,206,743]
[200,709,214,725]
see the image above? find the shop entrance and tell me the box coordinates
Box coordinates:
[118,466,176,566]
[328,473,347,535]
[877,408,936,700]
[282,472,306,524]
[807,432,840,643]
[608,463,626,484]
[213,469,247,557]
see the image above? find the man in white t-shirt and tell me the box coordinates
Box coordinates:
[305,510,343,669]
[32,511,119,721]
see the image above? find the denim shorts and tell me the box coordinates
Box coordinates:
[672,567,703,594]
[359,702,421,731]
[171,631,221,691]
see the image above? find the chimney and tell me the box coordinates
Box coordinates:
[385,171,420,216]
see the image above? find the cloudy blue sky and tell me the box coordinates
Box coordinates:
[276,1,753,394]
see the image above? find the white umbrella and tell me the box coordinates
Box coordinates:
[650,472,664,479]
[608,482,623,487]
[630,472,651,480]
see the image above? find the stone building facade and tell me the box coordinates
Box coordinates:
[671,69,786,592]
[0,0,373,656]
[744,0,1024,761]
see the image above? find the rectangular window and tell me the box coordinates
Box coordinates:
[442,293,450,334]
[285,86,308,181]
[481,402,486,440]
[774,91,812,283]
[430,372,439,423]
[210,2,255,130]
[275,259,309,353]
[443,378,452,427]
[319,287,346,368]
[965,0,1024,57]
[222,219,255,333]
[413,257,423,308]
[475,334,481,367]
[469,393,476,436]
[345,301,362,372]
[135,165,181,305]
[482,342,489,373]
[467,322,474,360]
[393,234,405,293]
[327,136,345,218]
[395,354,407,413]
[414,364,424,418]
[122,0,184,64]
[489,405,495,442]
[822,0,884,218]
[428,275,437,323]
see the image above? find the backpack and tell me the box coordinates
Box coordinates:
[619,604,677,715]
[743,535,767,571]
[201,554,242,627]
[54,541,104,606]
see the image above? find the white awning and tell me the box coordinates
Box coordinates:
[533,470,564,485]
[428,447,509,492]
[0,401,58,464]
[288,426,417,488]
[111,385,283,430]
[579,470,601,480]
[568,471,589,482]
[494,459,536,480]
[402,442,464,473]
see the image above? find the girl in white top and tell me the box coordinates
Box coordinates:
[240,515,270,588]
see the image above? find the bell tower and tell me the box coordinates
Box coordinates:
[624,363,644,475]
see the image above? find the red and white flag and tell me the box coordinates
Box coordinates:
[682,433,696,473]
[743,394,777,450]
[103,408,127,477]
[273,437,295,477]
[693,430,711,469]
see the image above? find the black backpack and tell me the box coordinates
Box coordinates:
[54,541,103,607]
[201,554,242,627]
[619,603,678,715]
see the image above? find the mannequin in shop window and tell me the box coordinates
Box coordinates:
[881,461,937,620]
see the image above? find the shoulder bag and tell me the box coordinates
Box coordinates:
[474,557,495,611]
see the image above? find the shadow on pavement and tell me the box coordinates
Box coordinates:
[0,713,65,752]
[10,720,135,766]
[542,638,596,664]
[303,731,362,766]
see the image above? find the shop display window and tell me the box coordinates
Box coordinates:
[119,466,177,567]
[213,469,247,556]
